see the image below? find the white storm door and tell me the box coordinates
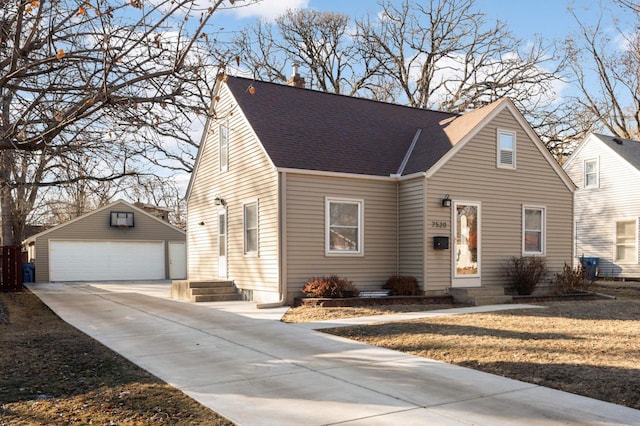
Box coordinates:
[218,209,227,278]
[452,202,481,287]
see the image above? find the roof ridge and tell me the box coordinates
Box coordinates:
[225,75,457,116]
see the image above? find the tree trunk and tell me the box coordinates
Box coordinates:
[0,151,15,245]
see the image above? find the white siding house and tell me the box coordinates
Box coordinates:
[564,133,640,278]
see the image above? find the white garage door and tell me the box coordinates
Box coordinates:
[49,241,165,281]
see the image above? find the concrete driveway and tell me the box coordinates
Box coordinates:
[27,281,640,425]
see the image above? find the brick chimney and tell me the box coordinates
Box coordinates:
[287,62,305,88]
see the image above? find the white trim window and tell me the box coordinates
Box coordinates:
[523,206,545,255]
[584,158,598,188]
[615,220,637,263]
[326,197,363,255]
[243,201,258,256]
[219,124,229,172]
[497,129,516,169]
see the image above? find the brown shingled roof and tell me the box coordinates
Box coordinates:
[224,76,457,176]
[402,98,509,175]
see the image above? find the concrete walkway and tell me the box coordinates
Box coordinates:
[27,281,640,425]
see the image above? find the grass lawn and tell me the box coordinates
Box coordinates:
[288,281,640,410]
[0,290,233,425]
[1,280,638,424]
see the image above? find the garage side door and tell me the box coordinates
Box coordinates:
[169,241,186,279]
[49,241,165,281]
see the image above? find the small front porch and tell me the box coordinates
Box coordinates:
[170,280,243,302]
[447,286,513,306]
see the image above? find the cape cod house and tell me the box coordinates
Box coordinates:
[564,133,640,278]
[181,72,575,305]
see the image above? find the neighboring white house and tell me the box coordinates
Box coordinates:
[563,133,640,278]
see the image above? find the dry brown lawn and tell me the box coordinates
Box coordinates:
[286,281,640,410]
[0,289,233,425]
[2,281,639,423]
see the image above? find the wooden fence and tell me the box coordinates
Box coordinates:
[1,246,23,292]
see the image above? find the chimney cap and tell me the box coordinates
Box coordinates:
[287,62,305,88]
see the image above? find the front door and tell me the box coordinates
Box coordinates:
[218,209,227,278]
[452,201,480,287]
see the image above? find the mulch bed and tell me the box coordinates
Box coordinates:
[511,292,600,303]
[294,294,455,307]
[294,291,604,308]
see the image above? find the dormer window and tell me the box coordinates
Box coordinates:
[584,158,598,188]
[497,129,516,169]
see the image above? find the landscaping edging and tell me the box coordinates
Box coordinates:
[294,294,454,307]
[512,292,599,303]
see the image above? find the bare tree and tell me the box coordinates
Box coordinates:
[29,151,125,226]
[618,0,640,13]
[565,4,640,139]
[126,175,186,229]
[235,1,573,158]
[0,0,237,244]
[236,8,388,97]
[356,0,565,113]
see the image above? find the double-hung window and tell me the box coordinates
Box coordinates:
[244,201,258,255]
[523,206,545,255]
[615,220,637,263]
[326,198,363,255]
[219,124,228,172]
[497,130,516,169]
[584,159,598,188]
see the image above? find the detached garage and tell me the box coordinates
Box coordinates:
[24,200,186,282]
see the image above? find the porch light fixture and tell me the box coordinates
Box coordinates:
[214,196,227,206]
[199,221,205,226]
[441,194,451,207]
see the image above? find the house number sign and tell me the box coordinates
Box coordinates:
[431,221,448,228]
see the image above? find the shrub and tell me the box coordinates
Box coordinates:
[383,275,421,296]
[505,256,548,295]
[554,262,596,294]
[301,275,360,298]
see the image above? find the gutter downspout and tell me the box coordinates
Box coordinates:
[256,170,287,309]
[396,181,400,275]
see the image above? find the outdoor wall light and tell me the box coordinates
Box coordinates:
[441,194,451,207]
[214,196,227,206]
[199,221,205,226]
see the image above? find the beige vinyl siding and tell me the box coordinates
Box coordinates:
[32,201,184,282]
[187,83,280,298]
[565,138,640,277]
[398,177,425,287]
[284,173,398,299]
[426,108,573,291]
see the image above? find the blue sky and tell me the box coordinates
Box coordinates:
[217,0,628,42]
[173,0,632,192]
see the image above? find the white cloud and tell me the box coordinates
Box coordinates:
[226,0,309,21]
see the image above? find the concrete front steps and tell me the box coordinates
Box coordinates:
[447,286,513,306]
[170,280,242,303]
